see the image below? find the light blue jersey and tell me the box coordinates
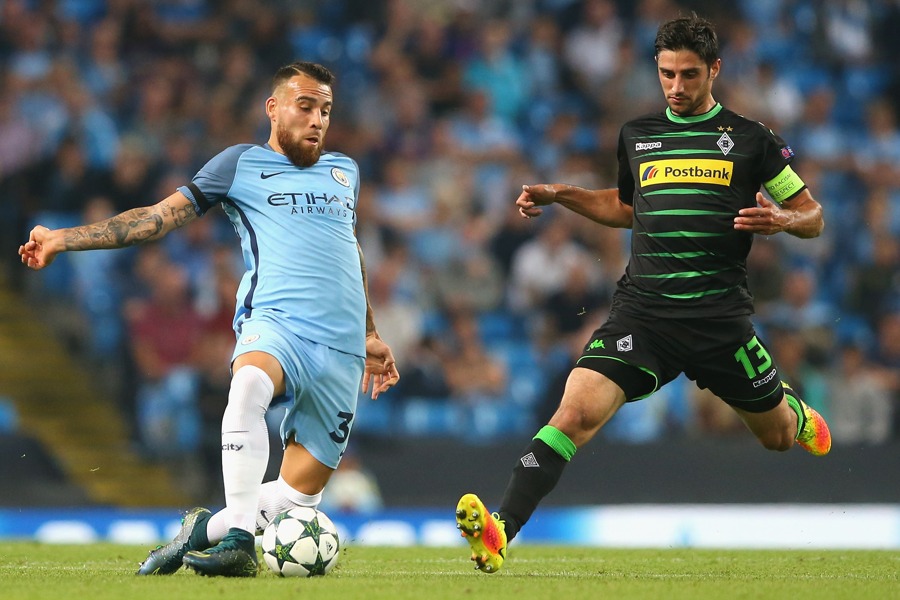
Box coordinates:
[179,144,366,358]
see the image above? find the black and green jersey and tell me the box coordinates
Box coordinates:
[613,103,805,318]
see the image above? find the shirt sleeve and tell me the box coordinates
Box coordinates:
[616,127,635,206]
[350,157,361,229]
[756,125,806,203]
[178,144,254,215]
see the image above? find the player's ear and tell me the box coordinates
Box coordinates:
[265,95,278,120]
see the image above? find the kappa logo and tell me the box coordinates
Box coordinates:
[617,334,633,352]
[520,452,540,468]
[635,141,662,151]
[587,339,605,351]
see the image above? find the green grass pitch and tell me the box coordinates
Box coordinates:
[1,543,897,600]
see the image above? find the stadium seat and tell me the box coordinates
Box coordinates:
[477,310,521,343]
[400,398,462,436]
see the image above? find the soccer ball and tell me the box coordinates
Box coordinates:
[261,507,340,577]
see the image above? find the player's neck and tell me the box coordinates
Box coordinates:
[266,135,283,155]
[674,95,717,118]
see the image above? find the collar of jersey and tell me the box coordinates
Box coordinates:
[665,103,723,124]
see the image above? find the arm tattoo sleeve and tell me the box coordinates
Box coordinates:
[63,201,195,251]
[167,199,198,228]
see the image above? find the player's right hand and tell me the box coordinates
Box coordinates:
[19,226,60,270]
[516,184,556,219]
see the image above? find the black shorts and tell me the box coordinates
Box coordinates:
[575,310,784,413]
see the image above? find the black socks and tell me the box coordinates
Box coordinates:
[498,429,574,541]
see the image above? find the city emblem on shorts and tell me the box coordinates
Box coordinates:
[716,131,734,155]
[331,167,350,187]
[617,334,633,352]
[240,333,260,345]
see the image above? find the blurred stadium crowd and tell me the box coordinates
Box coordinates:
[2,0,900,470]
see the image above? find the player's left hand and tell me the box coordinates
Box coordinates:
[733,192,791,235]
[362,333,400,400]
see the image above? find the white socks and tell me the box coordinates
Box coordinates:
[206,475,323,543]
[220,365,274,534]
[255,475,323,532]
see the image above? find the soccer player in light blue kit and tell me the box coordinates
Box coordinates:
[19,62,400,577]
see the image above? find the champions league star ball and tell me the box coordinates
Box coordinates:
[261,507,340,577]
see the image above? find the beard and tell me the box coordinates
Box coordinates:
[276,124,322,168]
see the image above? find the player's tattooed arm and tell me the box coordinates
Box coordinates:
[20,191,198,270]
[63,192,199,250]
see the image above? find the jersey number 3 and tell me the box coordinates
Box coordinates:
[329,410,354,444]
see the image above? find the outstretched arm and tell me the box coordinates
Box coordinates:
[733,190,824,238]
[357,242,400,399]
[19,191,199,270]
[515,184,633,228]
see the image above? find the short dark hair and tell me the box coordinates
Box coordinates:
[272,61,335,92]
[654,13,719,67]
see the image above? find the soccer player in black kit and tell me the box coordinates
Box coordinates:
[455,13,831,573]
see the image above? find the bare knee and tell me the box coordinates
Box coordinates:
[550,403,605,438]
[547,368,627,447]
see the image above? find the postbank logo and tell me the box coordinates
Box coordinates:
[639,159,733,187]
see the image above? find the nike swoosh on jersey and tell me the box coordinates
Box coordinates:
[260,171,285,179]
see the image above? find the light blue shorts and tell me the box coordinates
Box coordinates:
[232,314,364,469]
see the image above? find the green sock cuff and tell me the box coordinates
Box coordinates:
[783,391,804,439]
[534,425,577,461]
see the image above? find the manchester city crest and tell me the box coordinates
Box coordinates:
[331,167,350,187]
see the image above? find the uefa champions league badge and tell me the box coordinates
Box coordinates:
[331,167,350,187]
